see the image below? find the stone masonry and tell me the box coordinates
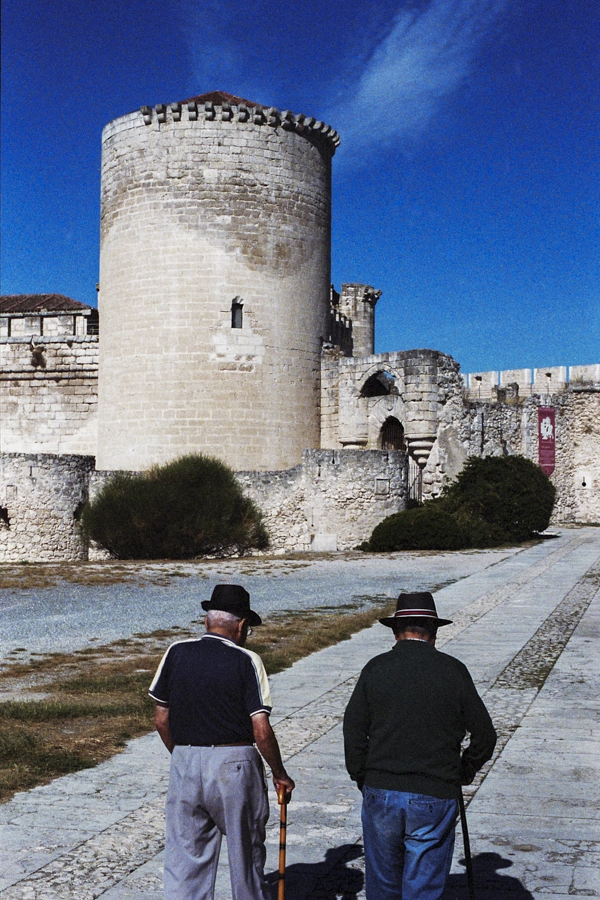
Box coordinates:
[0,296,99,457]
[237,449,407,552]
[97,92,337,473]
[0,337,98,456]
[0,453,93,561]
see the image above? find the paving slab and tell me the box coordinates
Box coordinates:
[1,527,599,899]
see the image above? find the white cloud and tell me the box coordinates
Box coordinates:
[327,0,509,161]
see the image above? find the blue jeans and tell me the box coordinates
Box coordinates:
[361,785,458,900]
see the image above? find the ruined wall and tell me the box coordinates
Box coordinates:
[237,449,407,552]
[323,350,599,522]
[97,97,337,473]
[0,336,98,455]
[321,349,462,468]
[0,453,93,561]
[423,384,600,523]
[0,449,406,561]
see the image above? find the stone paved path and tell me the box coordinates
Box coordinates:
[1,527,599,899]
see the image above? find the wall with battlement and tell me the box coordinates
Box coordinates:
[321,350,600,523]
[424,382,600,524]
[465,365,597,399]
[97,96,336,473]
[0,336,99,456]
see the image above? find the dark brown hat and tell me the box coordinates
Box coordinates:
[202,584,262,627]
[379,591,452,628]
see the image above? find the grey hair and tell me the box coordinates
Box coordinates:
[205,610,243,630]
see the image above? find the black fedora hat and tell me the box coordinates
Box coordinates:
[202,584,262,627]
[379,591,452,628]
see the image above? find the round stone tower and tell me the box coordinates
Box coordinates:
[97,91,339,472]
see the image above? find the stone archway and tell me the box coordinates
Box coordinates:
[360,370,396,398]
[379,417,406,451]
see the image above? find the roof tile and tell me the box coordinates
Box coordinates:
[0,294,95,314]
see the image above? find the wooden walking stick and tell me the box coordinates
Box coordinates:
[277,784,289,900]
[458,790,475,900]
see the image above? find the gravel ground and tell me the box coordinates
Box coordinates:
[0,548,521,661]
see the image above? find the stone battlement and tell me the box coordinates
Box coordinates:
[130,99,340,155]
[465,364,600,399]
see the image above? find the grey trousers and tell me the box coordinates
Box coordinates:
[164,745,271,900]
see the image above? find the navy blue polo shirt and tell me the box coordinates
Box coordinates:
[149,633,272,746]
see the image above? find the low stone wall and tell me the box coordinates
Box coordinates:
[0,453,94,561]
[237,449,407,552]
[0,450,407,561]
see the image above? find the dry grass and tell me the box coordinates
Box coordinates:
[0,561,198,590]
[0,597,395,802]
[0,554,320,591]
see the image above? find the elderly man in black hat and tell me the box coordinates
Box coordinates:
[343,591,496,900]
[150,584,294,900]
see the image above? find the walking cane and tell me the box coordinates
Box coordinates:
[277,784,289,900]
[458,790,475,900]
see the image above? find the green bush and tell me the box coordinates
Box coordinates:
[368,504,471,552]
[367,455,555,552]
[439,455,556,544]
[81,454,269,559]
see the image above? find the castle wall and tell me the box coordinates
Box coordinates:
[0,337,99,456]
[97,100,337,473]
[0,449,406,561]
[237,449,407,552]
[423,385,600,523]
[0,453,93,561]
[324,353,600,523]
[321,349,461,468]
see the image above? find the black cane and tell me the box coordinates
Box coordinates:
[458,790,475,900]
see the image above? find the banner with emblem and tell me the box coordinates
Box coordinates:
[538,407,555,475]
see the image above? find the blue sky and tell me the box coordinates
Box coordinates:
[1,0,598,374]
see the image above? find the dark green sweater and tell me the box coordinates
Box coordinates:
[343,639,496,800]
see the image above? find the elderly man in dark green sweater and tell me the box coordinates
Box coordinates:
[343,592,496,900]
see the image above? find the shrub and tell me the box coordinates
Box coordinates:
[368,504,470,552]
[367,455,555,552]
[439,455,555,544]
[81,454,269,559]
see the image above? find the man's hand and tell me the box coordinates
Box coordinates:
[460,753,477,785]
[252,712,295,800]
[273,773,296,802]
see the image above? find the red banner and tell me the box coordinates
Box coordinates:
[538,407,555,475]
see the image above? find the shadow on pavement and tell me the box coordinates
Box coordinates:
[266,847,534,899]
[443,852,535,898]
[267,844,365,899]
